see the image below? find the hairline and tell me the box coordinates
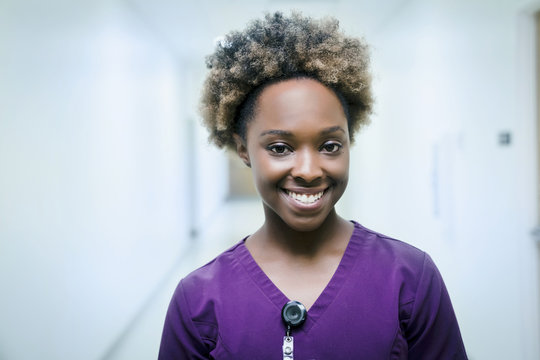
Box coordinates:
[234,75,352,143]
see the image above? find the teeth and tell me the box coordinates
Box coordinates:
[287,190,324,204]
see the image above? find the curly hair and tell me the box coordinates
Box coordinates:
[200,11,373,150]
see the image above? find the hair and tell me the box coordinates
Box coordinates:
[200,11,373,151]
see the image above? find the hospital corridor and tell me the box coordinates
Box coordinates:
[0,0,539,359]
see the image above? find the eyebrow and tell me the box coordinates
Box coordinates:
[321,126,346,135]
[259,126,346,137]
[259,129,293,137]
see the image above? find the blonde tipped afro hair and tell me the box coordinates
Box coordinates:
[200,11,373,151]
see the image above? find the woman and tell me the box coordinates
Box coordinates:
[159,12,467,359]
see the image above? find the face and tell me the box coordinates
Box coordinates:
[235,78,350,232]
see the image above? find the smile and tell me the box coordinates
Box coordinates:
[286,190,325,204]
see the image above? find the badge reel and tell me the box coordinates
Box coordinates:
[281,300,307,360]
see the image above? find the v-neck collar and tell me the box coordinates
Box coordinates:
[233,221,363,333]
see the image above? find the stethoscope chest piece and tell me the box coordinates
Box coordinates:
[281,300,307,360]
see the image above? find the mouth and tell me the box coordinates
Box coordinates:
[285,189,326,205]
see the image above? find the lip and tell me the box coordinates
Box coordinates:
[283,187,328,195]
[280,187,329,210]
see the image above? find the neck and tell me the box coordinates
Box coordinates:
[256,207,349,258]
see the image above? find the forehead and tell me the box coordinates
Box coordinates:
[249,78,348,137]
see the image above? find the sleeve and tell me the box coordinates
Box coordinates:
[158,281,210,360]
[405,253,468,360]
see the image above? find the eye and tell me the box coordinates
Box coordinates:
[267,143,292,155]
[320,142,342,153]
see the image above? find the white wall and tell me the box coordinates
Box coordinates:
[0,1,192,359]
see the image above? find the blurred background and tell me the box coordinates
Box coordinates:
[0,0,539,359]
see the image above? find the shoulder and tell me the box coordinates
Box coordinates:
[164,240,247,354]
[351,223,468,358]
[352,221,428,274]
[179,240,246,299]
[350,222,444,307]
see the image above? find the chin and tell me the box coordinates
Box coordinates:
[280,213,332,233]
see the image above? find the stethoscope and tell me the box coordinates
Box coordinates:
[281,300,307,360]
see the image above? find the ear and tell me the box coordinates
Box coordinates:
[233,134,251,168]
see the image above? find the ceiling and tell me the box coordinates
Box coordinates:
[124,0,410,59]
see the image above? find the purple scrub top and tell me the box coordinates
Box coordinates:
[159,222,467,359]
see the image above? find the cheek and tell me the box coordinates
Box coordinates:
[250,154,289,188]
[327,154,350,182]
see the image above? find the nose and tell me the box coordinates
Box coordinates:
[291,148,323,183]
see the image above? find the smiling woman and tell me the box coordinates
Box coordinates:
[159,11,467,359]
[236,78,350,235]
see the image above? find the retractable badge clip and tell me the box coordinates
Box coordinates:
[281,300,307,360]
